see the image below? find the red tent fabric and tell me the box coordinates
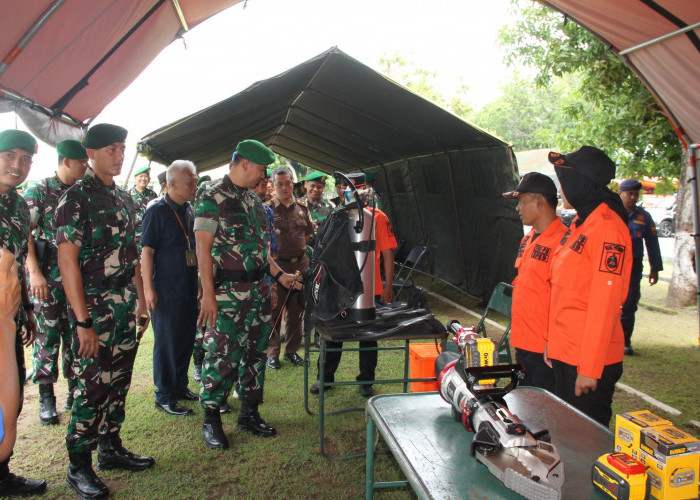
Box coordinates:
[0,0,242,141]
[541,0,700,145]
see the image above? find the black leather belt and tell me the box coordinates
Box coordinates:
[277,254,305,263]
[83,269,135,290]
[214,265,270,287]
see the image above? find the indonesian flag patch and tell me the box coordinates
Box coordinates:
[599,242,625,275]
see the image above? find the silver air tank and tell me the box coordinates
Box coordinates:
[346,205,376,320]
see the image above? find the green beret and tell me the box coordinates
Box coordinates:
[235,139,275,166]
[304,171,326,184]
[0,130,37,154]
[197,175,211,186]
[266,169,273,178]
[365,172,376,184]
[134,165,151,176]
[82,123,127,149]
[56,139,87,160]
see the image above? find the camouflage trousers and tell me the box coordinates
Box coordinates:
[200,279,271,409]
[65,286,137,454]
[32,284,74,385]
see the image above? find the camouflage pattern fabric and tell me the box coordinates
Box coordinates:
[0,188,30,401]
[31,285,73,384]
[302,196,333,227]
[0,189,30,269]
[24,176,75,385]
[194,175,271,407]
[65,286,137,453]
[56,167,139,453]
[302,195,332,259]
[129,185,157,249]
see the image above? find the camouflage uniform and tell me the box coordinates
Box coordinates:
[23,176,75,386]
[55,168,139,454]
[194,175,271,408]
[0,188,30,401]
[129,185,157,249]
[302,195,333,259]
[302,195,334,228]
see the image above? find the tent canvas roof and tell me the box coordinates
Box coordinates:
[138,47,508,173]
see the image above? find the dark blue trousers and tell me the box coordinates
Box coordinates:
[152,299,197,405]
[620,257,643,344]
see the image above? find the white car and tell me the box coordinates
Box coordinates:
[645,198,676,238]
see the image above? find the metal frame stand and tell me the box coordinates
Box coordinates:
[303,326,446,459]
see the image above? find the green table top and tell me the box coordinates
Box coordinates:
[367,389,613,499]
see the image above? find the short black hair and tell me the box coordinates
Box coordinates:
[543,193,558,210]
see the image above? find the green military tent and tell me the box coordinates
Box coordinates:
[138,47,522,299]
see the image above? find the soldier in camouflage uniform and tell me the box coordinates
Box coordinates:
[301,171,333,260]
[302,171,334,227]
[24,140,89,426]
[56,124,153,499]
[0,129,47,497]
[195,139,299,450]
[129,165,157,249]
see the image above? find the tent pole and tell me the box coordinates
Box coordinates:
[0,0,66,77]
[689,143,700,348]
[619,21,700,55]
[122,151,140,189]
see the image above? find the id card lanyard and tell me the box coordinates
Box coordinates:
[165,198,197,267]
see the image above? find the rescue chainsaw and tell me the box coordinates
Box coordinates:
[435,320,565,500]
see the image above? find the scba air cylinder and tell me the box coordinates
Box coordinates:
[346,205,376,320]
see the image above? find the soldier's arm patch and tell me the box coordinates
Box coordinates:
[599,242,625,275]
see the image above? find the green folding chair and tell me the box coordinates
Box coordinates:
[474,282,513,364]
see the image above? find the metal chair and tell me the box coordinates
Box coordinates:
[474,282,513,364]
[391,245,426,300]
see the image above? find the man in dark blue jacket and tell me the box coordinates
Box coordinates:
[618,178,663,355]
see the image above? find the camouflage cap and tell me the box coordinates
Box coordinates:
[56,139,87,160]
[82,123,127,149]
[0,129,37,154]
[234,139,275,166]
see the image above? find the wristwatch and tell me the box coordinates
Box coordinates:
[76,317,93,329]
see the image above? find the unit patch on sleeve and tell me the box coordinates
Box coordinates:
[569,234,588,254]
[599,242,625,275]
[531,244,551,262]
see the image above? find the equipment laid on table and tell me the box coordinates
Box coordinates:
[434,320,565,500]
[592,452,648,500]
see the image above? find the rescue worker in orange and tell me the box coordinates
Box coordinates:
[545,146,632,427]
[502,173,566,392]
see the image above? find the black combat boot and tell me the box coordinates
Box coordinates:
[97,434,154,471]
[66,452,108,499]
[38,383,59,425]
[623,325,634,355]
[202,407,229,449]
[65,377,77,410]
[237,400,277,438]
[0,457,47,497]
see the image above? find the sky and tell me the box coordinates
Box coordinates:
[1,0,523,183]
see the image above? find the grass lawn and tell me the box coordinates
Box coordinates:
[10,276,699,499]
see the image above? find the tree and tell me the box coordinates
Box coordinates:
[499,0,691,307]
[474,75,575,151]
[378,53,474,119]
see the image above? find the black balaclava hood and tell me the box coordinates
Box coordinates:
[549,147,627,226]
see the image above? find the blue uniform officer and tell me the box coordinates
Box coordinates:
[618,178,663,355]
